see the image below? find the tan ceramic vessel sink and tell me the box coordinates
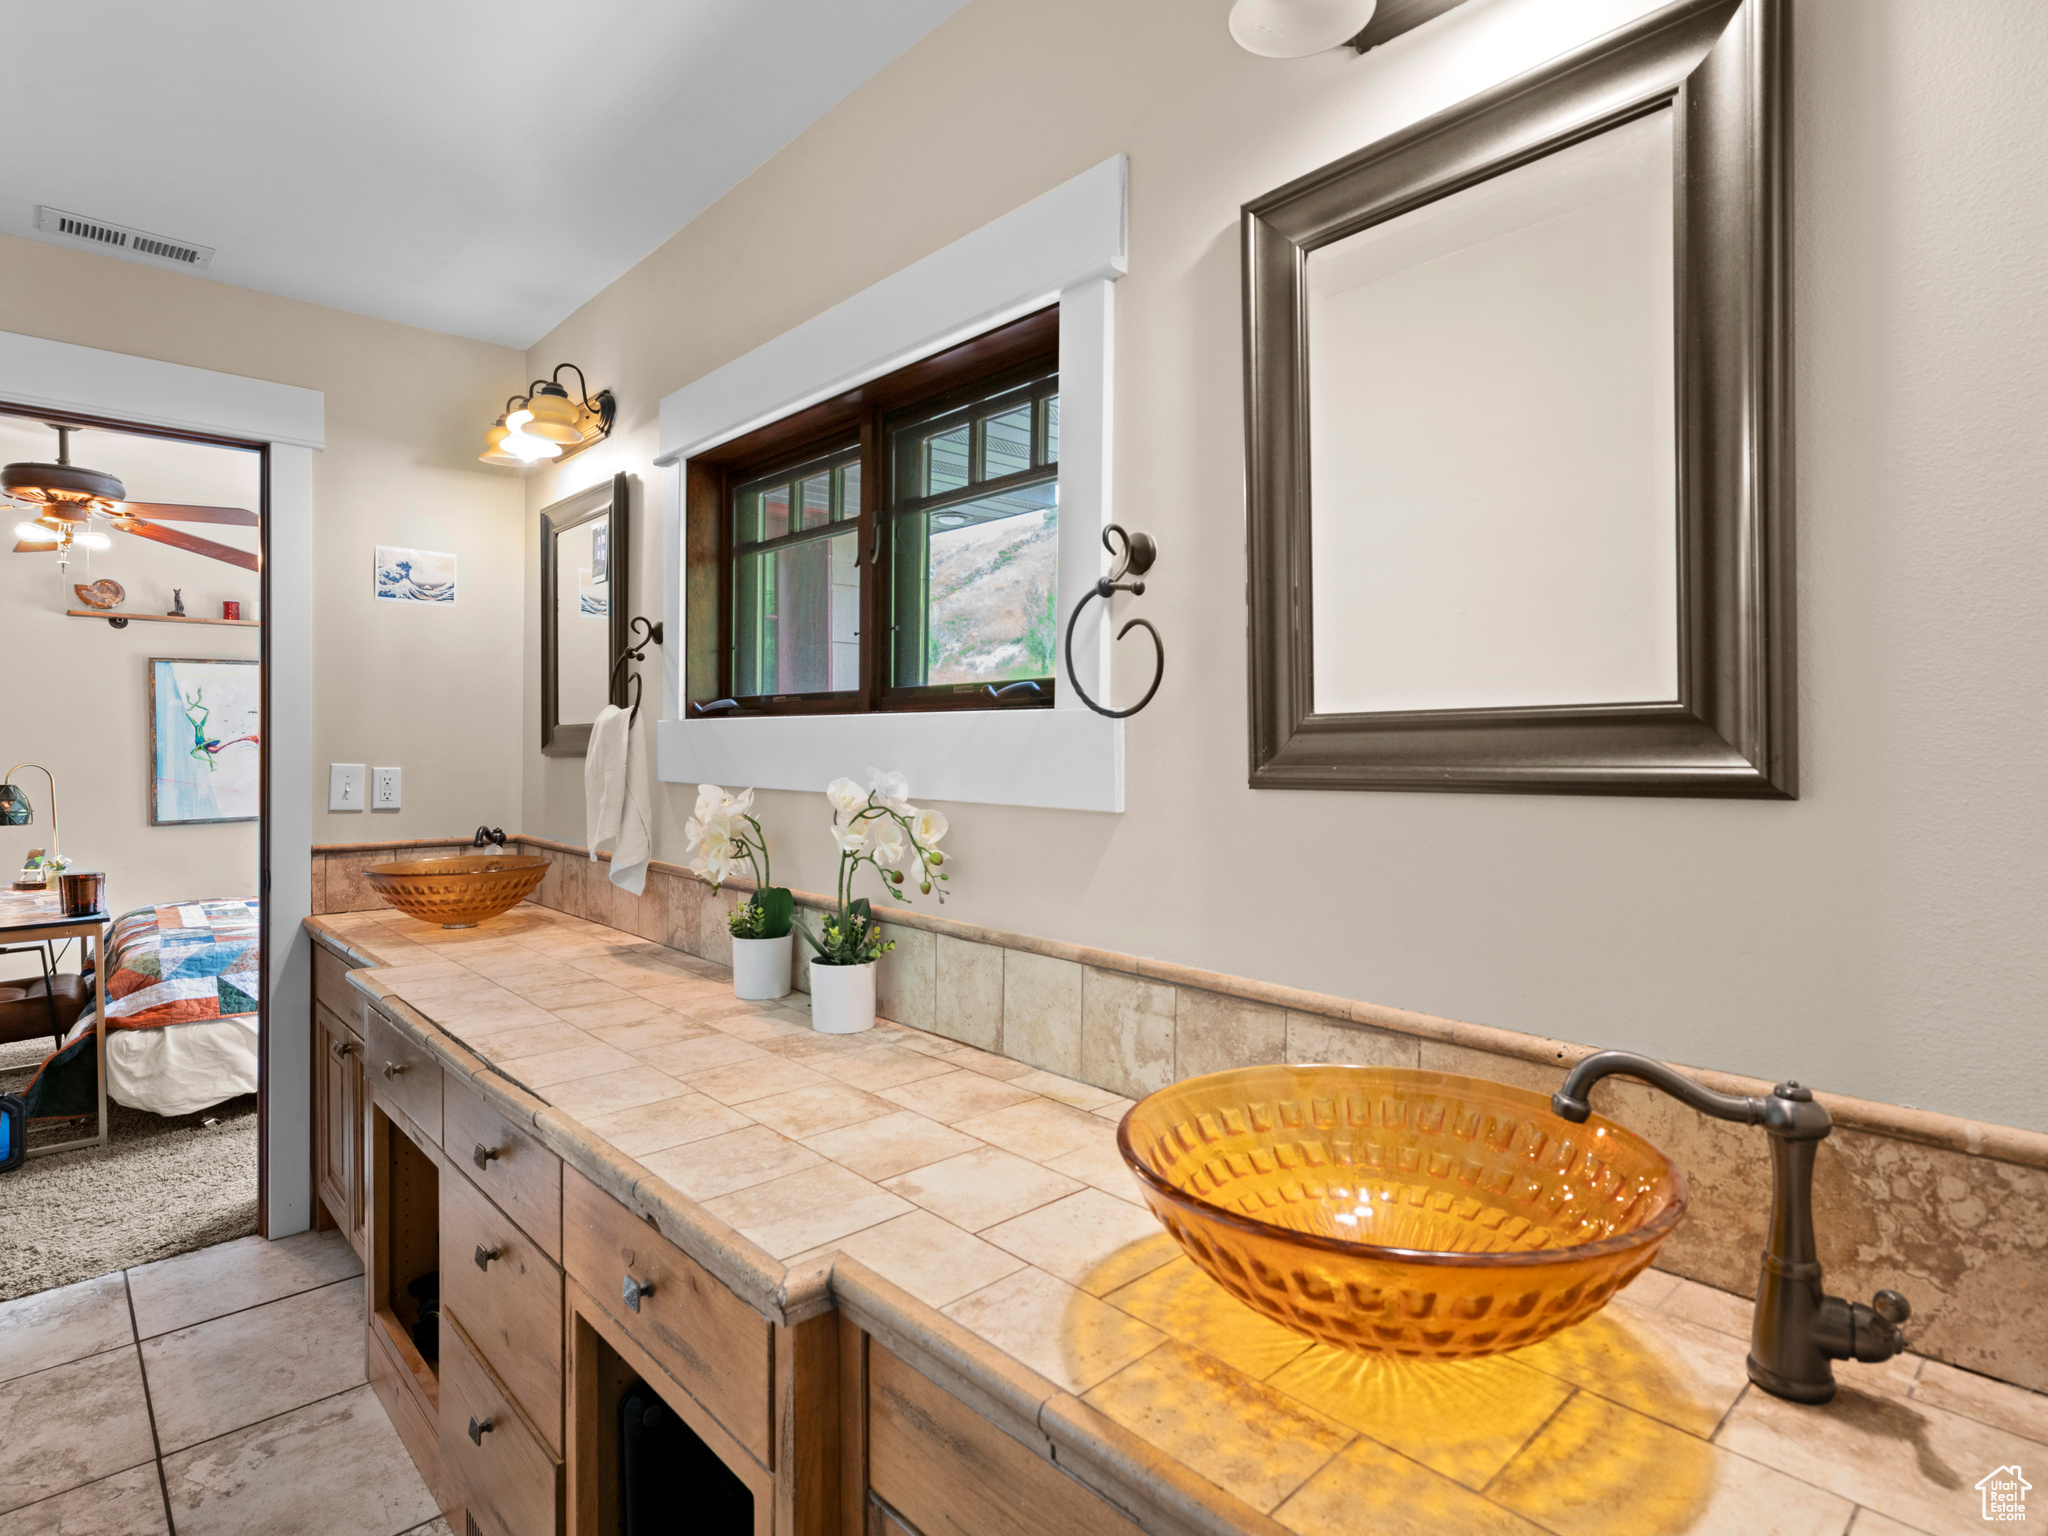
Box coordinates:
[1118,1064,1687,1361]
[362,855,549,929]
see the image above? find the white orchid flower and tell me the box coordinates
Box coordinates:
[833,816,870,853]
[911,806,949,848]
[694,784,730,824]
[826,777,868,819]
[866,766,911,812]
[870,819,908,867]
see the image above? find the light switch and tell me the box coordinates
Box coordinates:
[371,766,402,811]
[329,764,366,812]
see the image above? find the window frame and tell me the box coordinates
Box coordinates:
[685,305,1060,719]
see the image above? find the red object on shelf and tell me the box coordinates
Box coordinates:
[222,601,241,620]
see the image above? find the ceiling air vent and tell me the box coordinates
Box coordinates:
[34,206,215,272]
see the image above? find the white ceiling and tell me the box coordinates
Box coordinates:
[0,1,970,349]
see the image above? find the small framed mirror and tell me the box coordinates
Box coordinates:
[540,473,629,756]
[1244,0,1792,796]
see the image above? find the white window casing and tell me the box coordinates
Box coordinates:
[654,155,1128,813]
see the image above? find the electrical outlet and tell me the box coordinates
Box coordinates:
[329,764,365,812]
[371,766,402,811]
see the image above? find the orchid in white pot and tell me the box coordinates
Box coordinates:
[798,769,952,1033]
[685,784,795,1000]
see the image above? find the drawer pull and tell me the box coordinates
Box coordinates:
[467,1415,493,1447]
[381,1060,409,1079]
[329,1039,355,1059]
[474,1243,502,1272]
[472,1142,502,1172]
[622,1274,654,1313]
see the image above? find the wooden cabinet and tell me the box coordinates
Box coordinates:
[366,1005,444,1142]
[446,1073,562,1263]
[863,1342,1141,1536]
[561,1166,773,1465]
[442,1308,565,1536]
[442,1160,565,1454]
[312,1000,365,1257]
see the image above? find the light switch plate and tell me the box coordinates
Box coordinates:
[329,764,365,812]
[371,766,402,811]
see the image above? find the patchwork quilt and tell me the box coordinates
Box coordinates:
[22,900,260,1120]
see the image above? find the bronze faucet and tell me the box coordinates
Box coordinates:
[1552,1050,1911,1404]
[472,826,506,851]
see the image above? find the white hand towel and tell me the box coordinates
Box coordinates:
[583,703,651,896]
[609,710,653,896]
[585,704,630,857]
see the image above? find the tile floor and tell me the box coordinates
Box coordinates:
[0,1229,448,1536]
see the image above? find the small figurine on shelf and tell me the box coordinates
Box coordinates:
[167,589,186,617]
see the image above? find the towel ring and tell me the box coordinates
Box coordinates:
[610,616,664,722]
[1063,525,1163,719]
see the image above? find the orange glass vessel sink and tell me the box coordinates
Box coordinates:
[362,855,548,929]
[1118,1064,1686,1361]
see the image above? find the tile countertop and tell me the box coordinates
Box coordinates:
[308,905,2048,1536]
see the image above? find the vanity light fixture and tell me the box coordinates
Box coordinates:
[1229,0,1378,57]
[479,364,616,469]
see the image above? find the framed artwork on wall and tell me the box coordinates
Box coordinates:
[374,546,457,603]
[149,657,260,826]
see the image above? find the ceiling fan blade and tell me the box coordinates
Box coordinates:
[110,501,259,526]
[13,541,58,553]
[114,517,260,571]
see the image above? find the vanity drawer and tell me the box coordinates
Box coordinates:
[313,943,366,1030]
[868,1343,1140,1536]
[443,1162,564,1453]
[445,1074,561,1262]
[440,1310,563,1536]
[365,1007,442,1144]
[561,1166,772,1466]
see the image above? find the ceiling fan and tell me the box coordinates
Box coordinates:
[5,423,258,572]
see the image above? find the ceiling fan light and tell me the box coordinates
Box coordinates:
[74,531,111,550]
[13,520,58,544]
[1229,0,1378,57]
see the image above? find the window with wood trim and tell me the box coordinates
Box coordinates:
[685,307,1059,717]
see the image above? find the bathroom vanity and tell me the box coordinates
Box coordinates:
[307,904,2046,1536]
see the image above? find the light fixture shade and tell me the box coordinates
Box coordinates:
[14,520,59,543]
[1229,0,1377,56]
[504,425,562,462]
[479,417,559,467]
[0,784,32,826]
[520,389,586,445]
[74,531,111,550]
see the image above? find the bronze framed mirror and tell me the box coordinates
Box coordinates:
[1243,0,1792,796]
[540,472,629,756]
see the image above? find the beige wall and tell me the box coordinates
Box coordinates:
[514,0,2048,1132]
[0,232,531,873]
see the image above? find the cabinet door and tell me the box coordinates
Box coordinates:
[344,1030,366,1255]
[314,1003,353,1227]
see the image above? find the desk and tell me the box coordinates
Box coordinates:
[0,890,109,1156]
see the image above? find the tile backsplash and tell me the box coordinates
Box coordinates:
[310,835,2048,1396]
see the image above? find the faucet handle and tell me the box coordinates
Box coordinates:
[1872,1290,1911,1328]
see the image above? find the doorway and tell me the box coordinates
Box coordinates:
[0,406,272,1297]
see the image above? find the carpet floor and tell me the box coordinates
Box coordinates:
[0,1037,258,1302]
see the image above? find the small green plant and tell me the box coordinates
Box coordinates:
[797,769,953,967]
[684,785,792,939]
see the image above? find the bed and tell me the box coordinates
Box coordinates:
[22,899,261,1120]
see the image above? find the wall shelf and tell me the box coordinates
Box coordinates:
[67,609,258,629]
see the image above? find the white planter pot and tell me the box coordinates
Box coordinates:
[808,960,877,1034]
[731,934,793,1000]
